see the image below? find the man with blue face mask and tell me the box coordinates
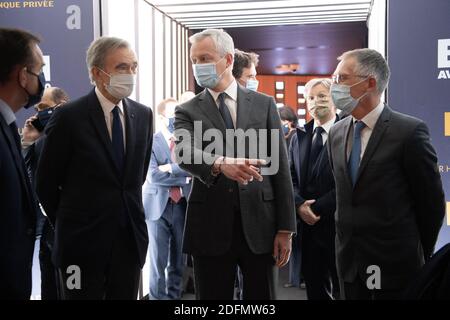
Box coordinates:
[0,28,44,300]
[36,36,153,300]
[142,98,191,300]
[327,48,445,300]
[232,49,259,92]
[174,29,296,300]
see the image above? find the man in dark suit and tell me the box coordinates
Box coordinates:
[174,29,296,300]
[22,86,69,300]
[36,36,153,300]
[289,78,339,300]
[327,48,445,300]
[143,98,191,300]
[0,28,44,299]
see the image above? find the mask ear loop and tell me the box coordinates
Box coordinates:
[350,76,371,101]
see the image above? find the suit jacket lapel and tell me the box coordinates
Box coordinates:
[356,105,391,183]
[236,86,252,130]
[155,131,171,161]
[123,99,136,180]
[198,89,227,136]
[87,89,121,177]
[299,122,313,184]
[340,116,354,188]
[0,116,35,212]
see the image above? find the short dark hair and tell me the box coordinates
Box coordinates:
[51,87,70,105]
[278,106,298,127]
[0,28,40,85]
[232,49,259,79]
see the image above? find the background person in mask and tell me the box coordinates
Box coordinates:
[232,49,259,91]
[143,98,192,300]
[36,36,153,300]
[174,28,296,300]
[327,48,445,300]
[289,78,339,300]
[278,106,298,148]
[0,28,44,300]
[22,86,69,300]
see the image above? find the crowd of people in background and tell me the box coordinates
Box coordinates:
[0,26,446,301]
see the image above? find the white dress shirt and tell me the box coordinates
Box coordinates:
[207,79,238,128]
[347,102,385,160]
[95,87,126,150]
[313,115,336,145]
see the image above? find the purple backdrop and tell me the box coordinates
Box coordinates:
[388,0,450,250]
[0,0,95,127]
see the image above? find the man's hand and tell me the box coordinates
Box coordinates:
[298,199,321,226]
[273,232,292,268]
[158,164,172,173]
[215,157,266,185]
[22,115,42,144]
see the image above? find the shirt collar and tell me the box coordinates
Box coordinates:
[207,79,238,104]
[353,101,384,130]
[313,115,336,134]
[95,87,124,115]
[0,98,16,125]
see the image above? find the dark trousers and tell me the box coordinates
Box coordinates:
[302,226,336,300]
[192,210,277,300]
[148,198,186,300]
[39,236,58,300]
[58,225,141,300]
[343,276,402,300]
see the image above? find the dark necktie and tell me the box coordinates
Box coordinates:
[111,106,125,174]
[348,121,366,186]
[309,126,325,164]
[169,138,182,203]
[218,92,234,130]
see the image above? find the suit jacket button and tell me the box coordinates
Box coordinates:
[228,188,233,193]
[27,228,33,236]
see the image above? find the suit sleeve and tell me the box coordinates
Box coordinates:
[403,121,445,260]
[142,108,153,184]
[149,147,190,187]
[36,108,72,225]
[267,97,297,233]
[289,134,306,209]
[173,105,221,187]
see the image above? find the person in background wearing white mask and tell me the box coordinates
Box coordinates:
[232,49,259,92]
[36,36,154,300]
[327,48,445,300]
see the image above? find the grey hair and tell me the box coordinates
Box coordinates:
[338,48,390,94]
[86,36,130,84]
[304,78,332,97]
[189,29,234,58]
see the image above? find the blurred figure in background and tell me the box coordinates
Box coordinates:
[180,91,196,104]
[143,98,191,300]
[22,86,69,300]
[289,78,339,300]
[278,106,298,148]
[232,49,259,91]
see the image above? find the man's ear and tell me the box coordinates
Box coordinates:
[368,77,378,92]
[226,53,234,68]
[18,66,28,88]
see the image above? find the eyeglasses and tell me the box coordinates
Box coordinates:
[331,74,369,84]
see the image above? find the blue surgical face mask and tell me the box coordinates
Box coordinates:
[246,79,259,92]
[23,71,46,109]
[167,117,175,134]
[330,77,369,115]
[282,123,290,135]
[192,57,226,89]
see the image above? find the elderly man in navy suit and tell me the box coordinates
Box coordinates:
[143,98,191,300]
